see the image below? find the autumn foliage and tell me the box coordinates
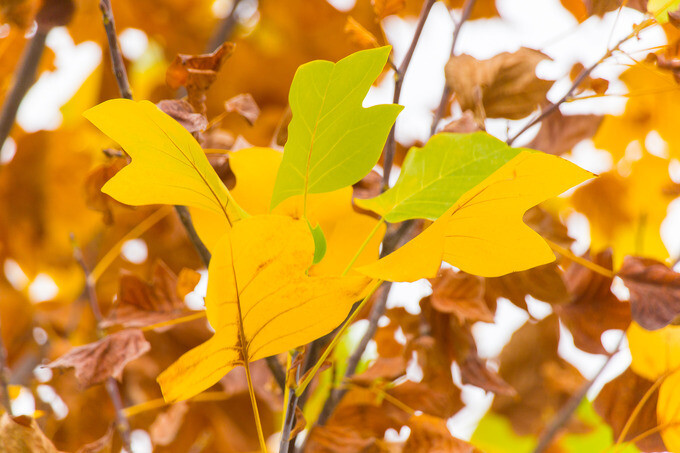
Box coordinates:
[4,0,680,452]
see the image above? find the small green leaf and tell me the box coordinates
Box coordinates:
[356,132,523,222]
[308,220,327,264]
[271,46,403,210]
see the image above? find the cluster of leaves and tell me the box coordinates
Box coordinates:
[3,0,680,452]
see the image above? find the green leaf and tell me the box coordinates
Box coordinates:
[356,132,523,222]
[308,220,327,264]
[271,46,403,210]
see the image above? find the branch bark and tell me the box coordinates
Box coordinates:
[99,0,132,100]
[72,237,132,452]
[382,0,436,188]
[206,0,244,52]
[430,0,477,136]
[0,28,48,151]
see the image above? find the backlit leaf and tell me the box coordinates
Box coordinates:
[157,215,369,402]
[83,99,245,223]
[358,151,593,281]
[270,46,403,209]
[356,132,522,222]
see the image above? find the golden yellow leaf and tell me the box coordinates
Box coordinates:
[628,321,680,381]
[571,154,677,267]
[191,147,385,275]
[83,99,245,222]
[657,369,680,451]
[358,151,593,281]
[158,215,370,402]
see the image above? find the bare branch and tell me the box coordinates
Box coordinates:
[71,236,132,452]
[430,0,477,136]
[174,206,212,267]
[206,0,244,52]
[99,0,132,100]
[0,319,13,415]
[382,0,437,188]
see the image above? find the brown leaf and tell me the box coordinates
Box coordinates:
[47,329,150,388]
[75,426,114,453]
[556,249,630,354]
[84,159,126,225]
[150,402,189,446]
[102,260,199,329]
[157,99,208,133]
[492,315,585,435]
[372,0,406,19]
[528,108,603,156]
[0,414,61,452]
[306,425,389,453]
[594,368,666,452]
[441,111,482,134]
[224,93,261,126]
[619,256,680,330]
[561,0,646,21]
[353,170,383,201]
[166,42,235,114]
[485,263,568,311]
[405,414,481,453]
[429,270,493,323]
[290,405,307,440]
[351,356,408,386]
[445,48,554,120]
[35,0,75,30]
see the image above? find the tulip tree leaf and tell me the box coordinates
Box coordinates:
[271,46,403,210]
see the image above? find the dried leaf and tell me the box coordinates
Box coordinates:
[224,93,261,126]
[47,329,151,388]
[429,270,493,323]
[441,111,482,133]
[528,108,602,156]
[445,48,554,120]
[619,256,680,330]
[157,99,208,133]
[556,250,630,354]
[166,42,235,114]
[345,16,381,50]
[75,426,114,453]
[372,0,406,19]
[150,403,189,446]
[306,425,389,452]
[0,414,61,453]
[405,414,481,453]
[594,368,666,452]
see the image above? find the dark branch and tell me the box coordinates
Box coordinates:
[206,0,244,52]
[0,319,13,415]
[174,206,212,267]
[382,0,437,188]
[72,236,132,451]
[0,28,48,151]
[430,0,477,136]
[99,0,132,100]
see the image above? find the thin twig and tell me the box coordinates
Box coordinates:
[174,206,212,267]
[0,28,48,151]
[206,0,244,52]
[99,0,132,100]
[0,319,13,415]
[507,20,651,146]
[280,352,300,453]
[72,236,132,452]
[430,0,477,136]
[382,0,437,188]
[532,333,626,453]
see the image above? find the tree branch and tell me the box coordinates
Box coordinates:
[532,334,625,453]
[0,28,48,151]
[0,319,13,415]
[206,0,244,52]
[507,20,651,146]
[382,0,436,188]
[72,236,132,452]
[99,0,132,100]
[174,205,212,267]
[430,0,476,136]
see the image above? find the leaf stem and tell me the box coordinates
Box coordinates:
[341,217,386,276]
[430,0,477,136]
[244,358,268,452]
[382,0,437,188]
[295,279,383,397]
[506,19,653,146]
[545,239,615,279]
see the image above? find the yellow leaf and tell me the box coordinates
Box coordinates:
[359,151,593,281]
[158,215,370,402]
[572,154,676,267]
[657,369,680,451]
[191,147,385,275]
[628,321,680,381]
[83,99,245,223]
